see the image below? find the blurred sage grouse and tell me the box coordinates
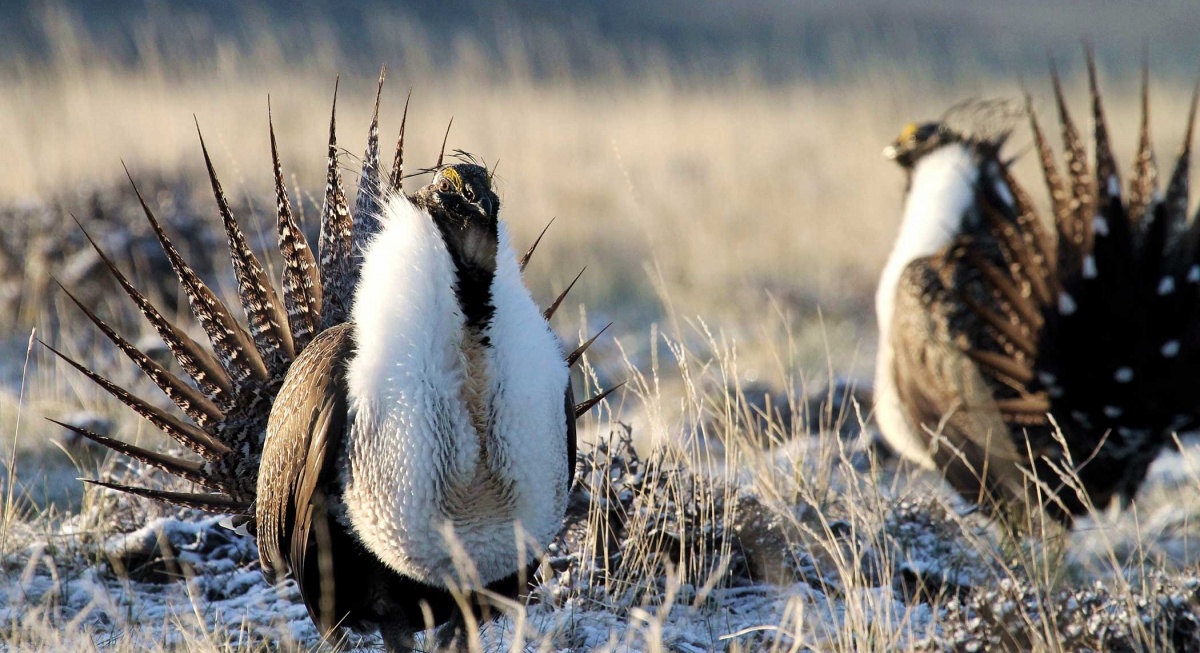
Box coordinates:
[47,71,616,650]
[874,55,1200,524]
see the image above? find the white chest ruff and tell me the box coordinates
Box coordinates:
[340,196,570,587]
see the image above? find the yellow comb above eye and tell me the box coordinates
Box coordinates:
[898,122,919,142]
[442,167,463,192]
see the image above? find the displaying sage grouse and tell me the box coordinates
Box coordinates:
[47,71,617,650]
[874,55,1200,524]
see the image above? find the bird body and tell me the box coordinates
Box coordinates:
[335,195,570,587]
[875,56,1200,523]
[875,141,982,468]
[51,73,614,649]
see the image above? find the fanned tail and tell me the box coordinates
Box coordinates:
[197,123,295,374]
[72,216,234,403]
[54,280,223,429]
[52,72,619,521]
[958,51,1200,515]
[127,165,271,389]
[50,83,372,509]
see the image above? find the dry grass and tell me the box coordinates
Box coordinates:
[5,4,1200,652]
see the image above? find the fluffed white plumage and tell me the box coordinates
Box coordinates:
[874,143,979,467]
[342,194,569,587]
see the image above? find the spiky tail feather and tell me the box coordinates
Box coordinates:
[961,51,1200,516]
[52,72,619,517]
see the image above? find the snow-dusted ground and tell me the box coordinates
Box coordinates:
[4,427,1200,652]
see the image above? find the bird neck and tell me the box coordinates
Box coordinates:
[347,195,494,410]
[876,143,980,340]
[433,220,498,335]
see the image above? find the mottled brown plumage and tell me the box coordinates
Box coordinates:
[878,53,1200,523]
[257,322,352,632]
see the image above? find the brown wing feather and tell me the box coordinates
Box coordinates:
[256,323,353,632]
[890,255,1036,507]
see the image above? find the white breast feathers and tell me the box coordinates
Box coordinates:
[341,194,570,587]
[875,143,978,341]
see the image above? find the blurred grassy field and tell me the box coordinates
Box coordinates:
[5,4,1197,352]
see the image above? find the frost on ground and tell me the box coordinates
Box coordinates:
[4,426,1200,651]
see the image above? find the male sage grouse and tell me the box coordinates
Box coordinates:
[874,54,1200,525]
[47,71,617,650]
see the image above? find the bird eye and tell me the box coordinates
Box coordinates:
[438,179,451,193]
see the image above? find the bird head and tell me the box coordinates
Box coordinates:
[414,162,501,273]
[886,99,1021,173]
[883,121,959,169]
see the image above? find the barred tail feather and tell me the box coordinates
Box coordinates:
[544,268,584,321]
[55,281,224,428]
[1050,61,1095,278]
[42,341,231,460]
[388,89,411,193]
[197,124,295,374]
[567,322,611,367]
[271,102,322,352]
[1026,93,1069,234]
[317,79,354,329]
[76,217,234,403]
[48,419,223,492]
[352,67,387,259]
[574,383,624,420]
[520,219,554,273]
[126,167,270,388]
[84,480,250,515]
[1167,83,1200,263]
[1087,50,1123,212]
[1127,57,1158,227]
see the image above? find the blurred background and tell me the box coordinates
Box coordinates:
[3,0,1200,505]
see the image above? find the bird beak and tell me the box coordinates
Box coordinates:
[882,144,899,160]
[476,195,493,218]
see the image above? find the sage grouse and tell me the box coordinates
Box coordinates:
[874,56,1200,524]
[48,72,617,649]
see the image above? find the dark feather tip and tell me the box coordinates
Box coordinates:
[519,218,555,272]
[544,267,585,321]
[574,382,625,419]
[567,322,612,367]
